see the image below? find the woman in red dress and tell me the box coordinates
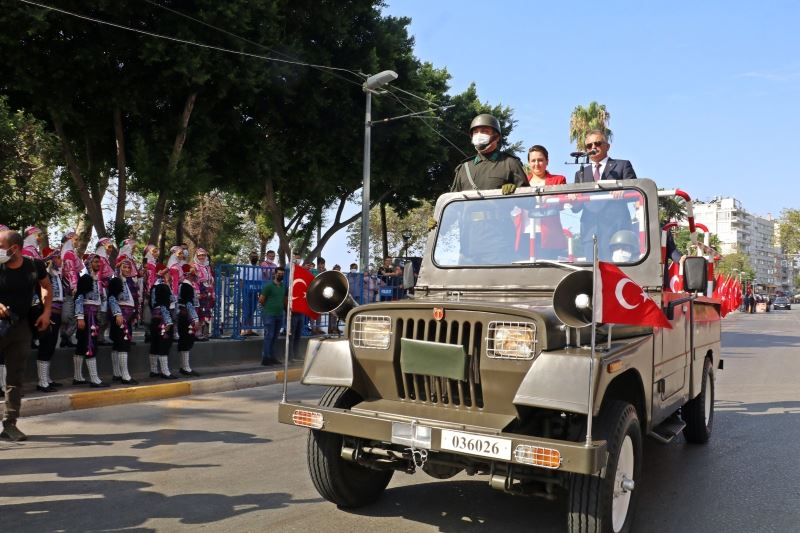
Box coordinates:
[526,145,567,259]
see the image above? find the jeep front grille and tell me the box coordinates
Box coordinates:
[395,318,484,409]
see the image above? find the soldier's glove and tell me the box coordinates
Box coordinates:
[501,183,517,195]
[427,217,438,232]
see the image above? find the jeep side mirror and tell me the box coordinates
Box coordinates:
[682,256,707,293]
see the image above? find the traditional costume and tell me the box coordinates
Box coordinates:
[36,248,68,392]
[107,256,140,385]
[59,230,80,348]
[149,265,178,379]
[177,265,201,376]
[192,248,214,340]
[73,254,109,387]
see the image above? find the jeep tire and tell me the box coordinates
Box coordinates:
[568,400,642,533]
[307,387,394,508]
[682,357,714,444]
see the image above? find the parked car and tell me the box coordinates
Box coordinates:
[773,297,791,310]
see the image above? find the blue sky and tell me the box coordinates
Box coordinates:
[314,1,800,268]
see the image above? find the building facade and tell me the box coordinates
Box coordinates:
[693,197,794,296]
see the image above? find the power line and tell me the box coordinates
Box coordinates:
[16,0,365,77]
[142,0,366,88]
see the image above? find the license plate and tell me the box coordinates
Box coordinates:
[440,429,512,460]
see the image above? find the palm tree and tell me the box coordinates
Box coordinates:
[569,101,612,150]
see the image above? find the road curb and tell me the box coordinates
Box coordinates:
[20,367,304,418]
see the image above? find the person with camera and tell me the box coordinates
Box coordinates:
[0,230,52,441]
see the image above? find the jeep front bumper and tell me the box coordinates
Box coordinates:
[279,401,607,475]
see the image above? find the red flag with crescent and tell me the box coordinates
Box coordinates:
[291,265,320,320]
[596,262,671,328]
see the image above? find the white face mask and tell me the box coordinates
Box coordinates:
[0,248,10,264]
[350,268,357,273]
[612,248,634,263]
[472,132,492,149]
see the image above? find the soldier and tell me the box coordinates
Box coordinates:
[191,247,214,341]
[149,265,178,379]
[107,256,140,385]
[59,231,81,348]
[177,264,201,376]
[35,248,68,392]
[451,114,528,194]
[73,254,109,387]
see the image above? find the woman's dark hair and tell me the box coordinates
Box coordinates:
[528,145,549,160]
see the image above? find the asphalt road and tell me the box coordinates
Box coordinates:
[2,308,799,532]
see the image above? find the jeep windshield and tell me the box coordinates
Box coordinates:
[433,188,648,267]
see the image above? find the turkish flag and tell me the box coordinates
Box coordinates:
[596,262,671,328]
[291,265,320,320]
[665,262,683,293]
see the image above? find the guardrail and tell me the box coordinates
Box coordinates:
[212,265,411,339]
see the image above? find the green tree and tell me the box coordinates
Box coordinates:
[0,96,68,231]
[674,228,722,256]
[346,200,434,267]
[716,252,755,280]
[569,101,612,149]
[778,209,800,253]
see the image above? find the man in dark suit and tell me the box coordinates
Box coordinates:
[573,130,638,260]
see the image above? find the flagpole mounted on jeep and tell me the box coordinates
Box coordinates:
[586,235,599,447]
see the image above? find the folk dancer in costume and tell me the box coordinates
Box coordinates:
[141,244,159,343]
[21,226,43,260]
[59,230,80,348]
[149,264,178,380]
[94,237,116,345]
[191,248,214,341]
[177,264,201,376]
[73,254,109,387]
[108,256,140,385]
[35,247,68,392]
[167,245,185,297]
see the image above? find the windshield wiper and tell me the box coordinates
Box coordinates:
[511,259,585,271]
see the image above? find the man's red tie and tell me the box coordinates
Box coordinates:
[593,163,601,181]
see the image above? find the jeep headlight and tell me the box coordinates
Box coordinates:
[487,321,537,359]
[352,315,392,349]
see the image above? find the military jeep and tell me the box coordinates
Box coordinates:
[278,178,722,533]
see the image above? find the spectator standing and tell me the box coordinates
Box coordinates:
[0,229,52,441]
[258,266,286,365]
[347,263,363,304]
[240,251,262,336]
[377,257,402,301]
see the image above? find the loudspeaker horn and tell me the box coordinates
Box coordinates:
[306,270,359,320]
[553,270,594,328]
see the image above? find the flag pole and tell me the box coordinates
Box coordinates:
[282,248,295,403]
[585,235,598,447]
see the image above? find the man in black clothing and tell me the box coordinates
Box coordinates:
[0,230,52,441]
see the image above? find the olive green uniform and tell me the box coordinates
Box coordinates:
[450,151,528,192]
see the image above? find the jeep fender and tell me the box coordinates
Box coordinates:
[301,337,354,388]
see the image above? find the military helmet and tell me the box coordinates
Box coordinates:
[609,230,639,250]
[470,113,501,135]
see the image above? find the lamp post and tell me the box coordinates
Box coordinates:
[360,70,398,273]
[401,228,412,257]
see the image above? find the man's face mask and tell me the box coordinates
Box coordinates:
[350,268,357,273]
[0,246,13,264]
[612,248,634,263]
[471,132,492,150]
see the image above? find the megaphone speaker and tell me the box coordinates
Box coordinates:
[306,270,358,319]
[553,270,594,328]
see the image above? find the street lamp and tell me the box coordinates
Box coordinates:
[401,228,412,257]
[360,70,398,272]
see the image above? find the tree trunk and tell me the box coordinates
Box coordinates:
[75,211,93,256]
[380,201,389,260]
[50,113,106,238]
[176,210,185,245]
[113,107,128,240]
[148,92,198,244]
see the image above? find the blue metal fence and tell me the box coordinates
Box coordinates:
[211,264,412,339]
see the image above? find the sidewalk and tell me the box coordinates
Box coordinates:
[5,330,315,418]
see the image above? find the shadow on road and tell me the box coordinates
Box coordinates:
[722,330,800,348]
[349,478,565,532]
[0,455,218,478]
[0,478,320,532]
[26,428,270,449]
